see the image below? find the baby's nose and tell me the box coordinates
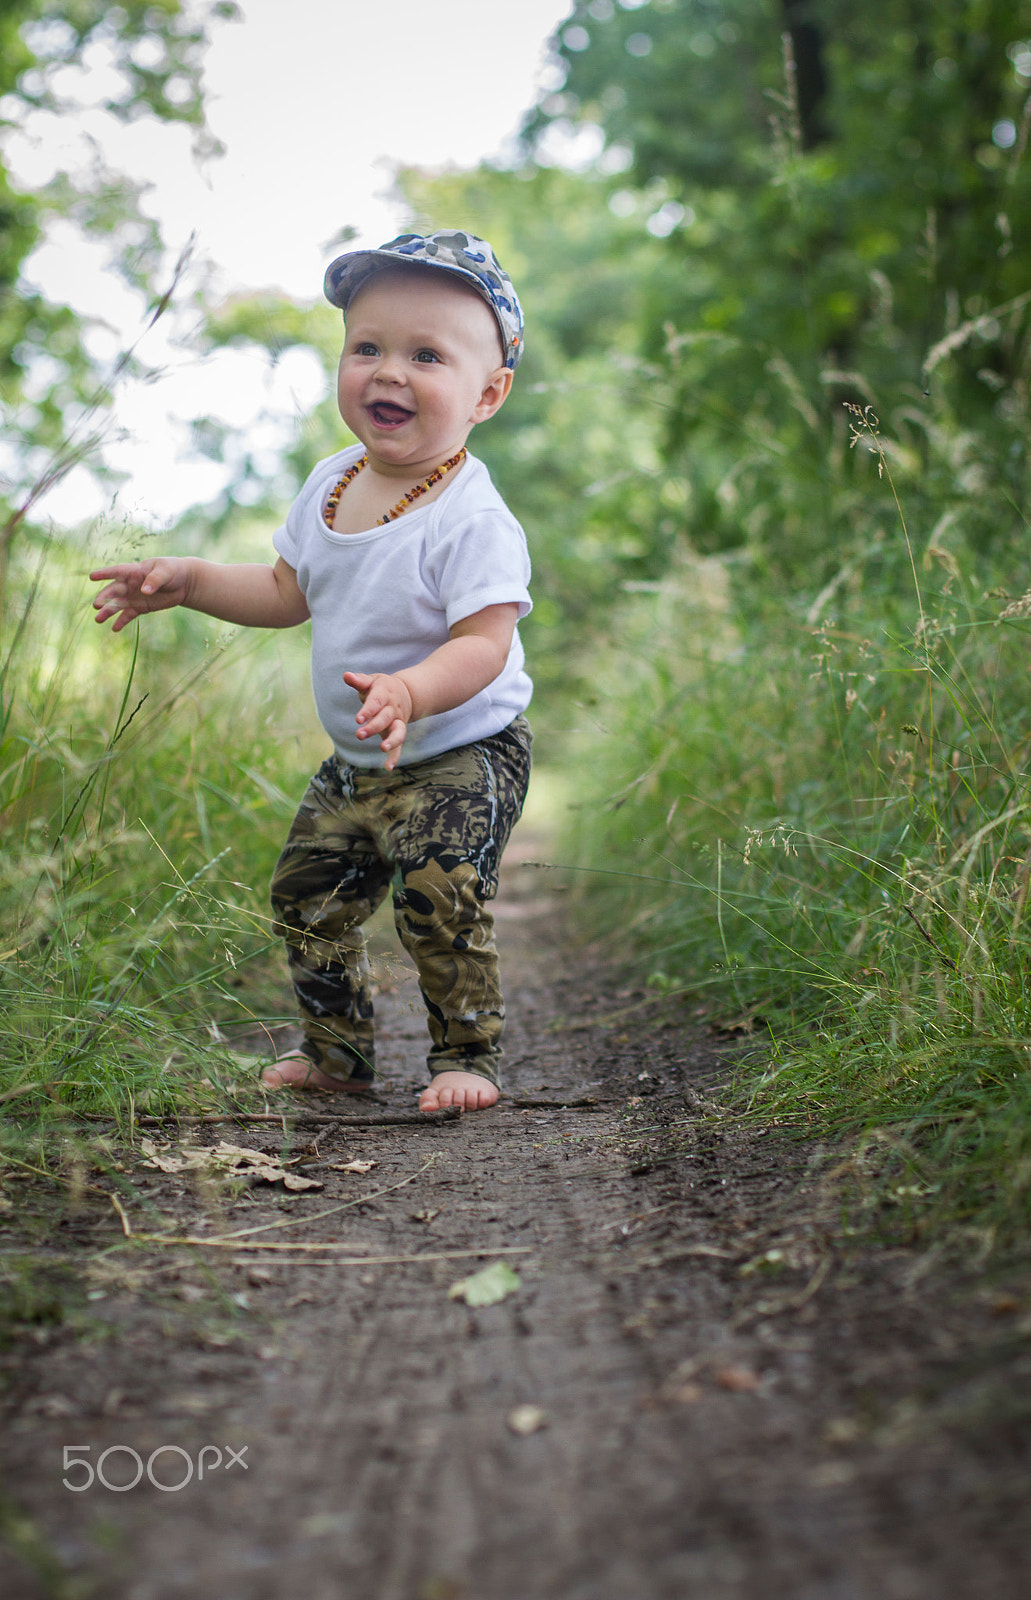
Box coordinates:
[373,352,405,383]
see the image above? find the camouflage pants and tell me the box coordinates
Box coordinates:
[270,717,532,1089]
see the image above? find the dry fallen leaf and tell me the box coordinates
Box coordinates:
[278,1171,324,1190]
[27,1393,79,1418]
[824,1416,862,1445]
[139,1137,198,1174]
[714,1365,761,1393]
[448,1261,521,1307]
[139,1137,322,1190]
[328,1160,377,1175]
[507,1405,548,1436]
[710,1010,761,1036]
[410,1208,441,1224]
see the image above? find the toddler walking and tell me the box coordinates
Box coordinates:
[91,231,532,1113]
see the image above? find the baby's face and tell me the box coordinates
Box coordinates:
[337,268,510,476]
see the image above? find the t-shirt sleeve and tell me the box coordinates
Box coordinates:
[272,489,305,570]
[272,521,298,568]
[427,507,532,628]
[272,454,346,576]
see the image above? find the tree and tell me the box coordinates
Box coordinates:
[0,0,237,564]
[523,0,1031,573]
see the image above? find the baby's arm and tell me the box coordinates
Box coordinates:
[344,602,520,771]
[90,556,310,632]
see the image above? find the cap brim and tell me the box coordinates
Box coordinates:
[325,249,490,312]
[323,243,522,369]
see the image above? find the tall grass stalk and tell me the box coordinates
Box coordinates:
[566,359,1031,1249]
[1,531,320,1146]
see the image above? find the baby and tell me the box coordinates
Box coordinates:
[92,230,533,1114]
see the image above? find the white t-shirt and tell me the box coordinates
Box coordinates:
[273,445,533,767]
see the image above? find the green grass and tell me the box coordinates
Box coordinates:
[1,528,322,1145]
[3,326,1030,1260]
[564,391,1031,1250]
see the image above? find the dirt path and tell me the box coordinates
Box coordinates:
[3,827,1031,1599]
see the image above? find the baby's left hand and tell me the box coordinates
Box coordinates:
[343,671,414,771]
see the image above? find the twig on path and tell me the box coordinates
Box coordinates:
[681,1086,730,1117]
[220,1246,534,1264]
[136,1107,463,1128]
[508,1097,610,1110]
[109,1193,134,1235]
[110,1156,441,1247]
[2,1152,110,1197]
[732,1255,833,1326]
[113,1234,531,1259]
[644,1243,740,1264]
[0,1081,57,1106]
[600,1199,698,1232]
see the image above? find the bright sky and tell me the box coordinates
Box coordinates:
[11,0,578,527]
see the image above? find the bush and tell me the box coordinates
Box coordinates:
[566,378,1031,1247]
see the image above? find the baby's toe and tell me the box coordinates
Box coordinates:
[420,1072,498,1114]
[261,1052,365,1093]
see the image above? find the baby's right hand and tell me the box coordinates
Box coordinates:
[90,558,192,631]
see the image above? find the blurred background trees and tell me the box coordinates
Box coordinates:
[520,0,1030,577]
[180,0,1031,695]
[0,0,234,553]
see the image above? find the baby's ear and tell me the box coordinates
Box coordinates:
[473,367,513,422]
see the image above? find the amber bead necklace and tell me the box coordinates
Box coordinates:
[323,448,466,530]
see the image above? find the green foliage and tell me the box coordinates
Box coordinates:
[565,384,1031,1244]
[12,0,227,125]
[527,0,1031,578]
[1,527,319,1133]
[190,290,346,525]
[0,1,236,525]
[502,0,1031,1246]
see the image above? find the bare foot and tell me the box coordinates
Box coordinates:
[261,1051,373,1093]
[419,1071,499,1114]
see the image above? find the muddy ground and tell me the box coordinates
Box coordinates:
[2,825,1031,1599]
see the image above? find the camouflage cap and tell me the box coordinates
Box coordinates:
[324,230,524,370]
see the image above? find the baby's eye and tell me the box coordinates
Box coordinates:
[355,342,379,357]
[414,349,441,364]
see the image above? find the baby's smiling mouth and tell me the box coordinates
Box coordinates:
[368,401,413,428]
